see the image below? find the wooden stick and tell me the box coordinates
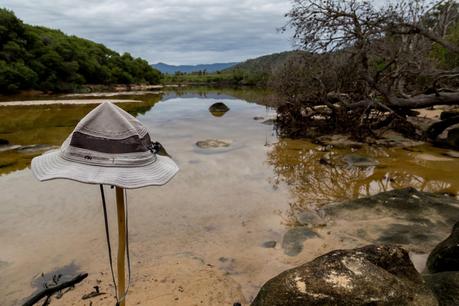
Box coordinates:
[22,273,88,306]
[116,187,126,306]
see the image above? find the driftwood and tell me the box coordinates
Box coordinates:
[23,273,88,306]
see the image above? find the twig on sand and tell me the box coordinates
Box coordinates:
[22,273,88,306]
[82,286,106,300]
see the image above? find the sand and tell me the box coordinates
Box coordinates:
[0,99,141,106]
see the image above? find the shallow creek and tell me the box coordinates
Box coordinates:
[1,88,459,305]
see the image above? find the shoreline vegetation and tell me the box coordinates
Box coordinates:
[0,9,161,94]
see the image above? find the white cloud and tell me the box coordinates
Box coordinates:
[2,0,293,64]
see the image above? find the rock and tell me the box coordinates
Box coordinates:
[440,111,459,120]
[195,139,232,149]
[209,102,230,117]
[281,227,319,256]
[0,145,21,153]
[315,134,363,149]
[342,154,378,167]
[424,272,459,306]
[447,127,459,149]
[261,241,277,248]
[372,130,425,148]
[296,211,325,227]
[0,260,9,270]
[261,119,275,125]
[252,245,437,306]
[0,139,9,145]
[323,188,459,251]
[442,150,459,158]
[427,222,459,273]
[253,116,264,120]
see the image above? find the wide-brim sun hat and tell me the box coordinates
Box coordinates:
[31,102,179,189]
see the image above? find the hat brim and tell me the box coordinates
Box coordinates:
[31,149,179,189]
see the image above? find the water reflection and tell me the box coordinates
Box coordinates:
[0,96,160,175]
[267,139,459,222]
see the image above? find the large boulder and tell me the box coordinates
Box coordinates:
[424,272,459,306]
[427,222,459,273]
[252,245,437,306]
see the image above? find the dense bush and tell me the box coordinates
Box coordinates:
[0,8,161,93]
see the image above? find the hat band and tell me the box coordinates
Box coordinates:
[70,131,152,154]
[61,146,157,167]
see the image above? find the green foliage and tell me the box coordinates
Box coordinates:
[0,8,161,93]
[431,21,459,69]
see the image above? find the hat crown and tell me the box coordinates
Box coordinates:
[75,102,147,139]
[61,102,156,167]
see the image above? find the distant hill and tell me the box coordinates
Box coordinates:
[226,51,305,75]
[0,8,161,93]
[153,62,239,74]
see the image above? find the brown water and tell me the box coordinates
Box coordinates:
[0,88,459,305]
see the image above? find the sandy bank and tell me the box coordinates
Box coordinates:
[0,99,141,106]
[61,91,163,98]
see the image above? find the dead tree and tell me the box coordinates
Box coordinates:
[277,0,459,140]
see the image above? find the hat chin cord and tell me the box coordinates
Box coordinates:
[99,185,131,306]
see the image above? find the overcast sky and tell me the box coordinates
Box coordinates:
[2,0,295,65]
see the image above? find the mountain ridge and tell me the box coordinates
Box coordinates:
[153,62,239,74]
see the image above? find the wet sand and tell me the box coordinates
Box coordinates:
[1,90,459,305]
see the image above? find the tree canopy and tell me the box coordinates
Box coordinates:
[0,8,161,93]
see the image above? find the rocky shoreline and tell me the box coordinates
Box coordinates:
[252,188,459,305]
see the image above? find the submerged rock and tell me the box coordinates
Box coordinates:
[209,102,230,117]
[261,241,277,248]
[195,139,232,149]
[323,188,459,251]
[281,227,319,256]
[261,119,275,125]
[252,245,437,306]
[342,154,378,167]
[296,211,325,227]
[427,222,459,273]
[424,272,459,306]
